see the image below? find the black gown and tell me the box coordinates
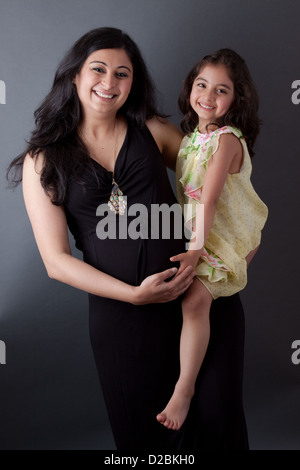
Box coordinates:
[64,121,249,450]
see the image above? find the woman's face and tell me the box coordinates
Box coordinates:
[74,48,133,119]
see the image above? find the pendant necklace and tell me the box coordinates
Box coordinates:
[107,118,127,215]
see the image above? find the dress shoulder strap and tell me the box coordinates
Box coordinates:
[178,126,243,169]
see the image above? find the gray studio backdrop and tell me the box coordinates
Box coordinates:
[1,0,299,450]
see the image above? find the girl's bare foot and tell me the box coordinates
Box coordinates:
[156,387,193,431]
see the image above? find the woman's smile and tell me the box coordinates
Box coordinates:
[93,90,115,99]
[92,89,117,101]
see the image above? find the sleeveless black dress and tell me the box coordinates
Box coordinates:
[64,121,249,450]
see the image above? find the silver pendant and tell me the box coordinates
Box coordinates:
[108,178,127,215]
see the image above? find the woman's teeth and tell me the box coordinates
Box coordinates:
[94,91,114,99]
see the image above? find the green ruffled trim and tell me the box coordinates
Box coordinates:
[180,125,243,160]
[196,262,229,283]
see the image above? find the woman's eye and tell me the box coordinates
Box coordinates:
[116,72,128,78]
[198,83,205,88]
[93,67,105,73]
[217,88,226,94]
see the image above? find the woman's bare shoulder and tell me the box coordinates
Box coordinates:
[23,151,45,175]
[146,116,183,142]
[146,116,183,170]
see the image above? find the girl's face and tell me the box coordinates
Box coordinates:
[74,48,133,120]
[190,63,235,132]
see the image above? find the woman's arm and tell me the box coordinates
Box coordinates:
[146,117,184,171]
[23,154,195,305]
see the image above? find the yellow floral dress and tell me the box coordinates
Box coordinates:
[176,125,268,299]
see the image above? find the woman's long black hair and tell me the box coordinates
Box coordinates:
[178,48,261,157]
[7,27,163,205]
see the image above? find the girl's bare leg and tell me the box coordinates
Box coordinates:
[157,278,212,430]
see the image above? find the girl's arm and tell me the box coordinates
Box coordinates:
[246,245,260,266]
[191,133,242,249]
[173,134,243,270]
[146,117,184,171]
[22,154,194,305]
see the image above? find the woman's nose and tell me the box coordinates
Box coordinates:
[101,72,116,89]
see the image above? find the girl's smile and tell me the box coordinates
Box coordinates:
[190,64,234,132]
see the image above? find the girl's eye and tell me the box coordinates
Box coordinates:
[217,88,226,94]
[198,83,205,88]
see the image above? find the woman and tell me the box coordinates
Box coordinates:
[8,27,249,450]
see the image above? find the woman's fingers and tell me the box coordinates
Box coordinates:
[159,264,194,285]
[171,264,194,283]
[156,265,195,302]
[156,267,178,282]
[168,265,195,297]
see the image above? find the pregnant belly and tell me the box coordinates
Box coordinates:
[81,231,185,286]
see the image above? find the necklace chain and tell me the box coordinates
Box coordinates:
[107,118,127,215]
[80,119,127,215]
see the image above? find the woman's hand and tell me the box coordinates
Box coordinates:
[132,265,195,305]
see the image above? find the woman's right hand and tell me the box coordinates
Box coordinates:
[132,265,195,305]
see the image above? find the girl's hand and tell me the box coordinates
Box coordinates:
[170,250,203,275]
[132,265,195,305]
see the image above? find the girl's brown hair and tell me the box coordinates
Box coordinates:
[178,48,261,157]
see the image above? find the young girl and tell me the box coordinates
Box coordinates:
[156,49,268,430]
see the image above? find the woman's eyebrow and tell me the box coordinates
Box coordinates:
[90,60,132,72]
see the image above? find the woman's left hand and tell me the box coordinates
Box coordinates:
[132,264,195,305]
